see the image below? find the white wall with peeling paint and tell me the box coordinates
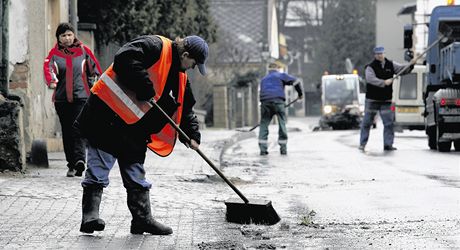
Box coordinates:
[7,0,68,155]
[8,0,28,73]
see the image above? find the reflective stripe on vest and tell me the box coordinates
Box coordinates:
[93,66,153,124]
[91,35,187,157]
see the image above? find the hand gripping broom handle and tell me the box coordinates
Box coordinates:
[150,100,250,204]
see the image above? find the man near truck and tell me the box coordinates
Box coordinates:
[359,46,414,152]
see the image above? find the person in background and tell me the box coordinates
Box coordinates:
[43,23,102,177]
[258,62,303,155]
[74,35,207,235]
[359,46,414,152]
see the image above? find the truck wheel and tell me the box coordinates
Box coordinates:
[436,125,451,152]
[426,126,437,150]
[454,140,460,152]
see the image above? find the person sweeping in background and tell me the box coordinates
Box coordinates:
[258,62,303,156]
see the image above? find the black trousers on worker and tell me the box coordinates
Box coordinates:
[55,100,87,169]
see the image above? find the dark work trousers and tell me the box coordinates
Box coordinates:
[55,100,87,169]
[81,144,151,190]
[258,101,288,153]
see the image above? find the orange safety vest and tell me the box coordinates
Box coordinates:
[91,36,187,157]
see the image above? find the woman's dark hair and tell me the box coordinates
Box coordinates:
[55,23,75,40]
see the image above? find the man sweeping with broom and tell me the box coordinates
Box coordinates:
[74,35,208,235]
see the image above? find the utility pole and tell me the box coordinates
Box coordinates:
[69,0,78,35]
[0,0,9,97]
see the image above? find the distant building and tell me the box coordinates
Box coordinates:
[208,0,280,128]
[281,0,321,116]
[398,0,449,62]
[376,0,413,62]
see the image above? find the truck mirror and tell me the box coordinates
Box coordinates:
[430,64,436,73]
[404,24,413,49]
[404,49,414,62]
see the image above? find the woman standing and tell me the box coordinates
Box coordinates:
[43,23,102,177]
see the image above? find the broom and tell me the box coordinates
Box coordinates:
[150,100,280,225]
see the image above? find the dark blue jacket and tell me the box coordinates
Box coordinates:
[260,70,302,102]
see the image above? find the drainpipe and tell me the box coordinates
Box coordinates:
[69,0,78,35]
[0,0,9,97]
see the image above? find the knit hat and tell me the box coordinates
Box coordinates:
[373,46,385,54]
[184,35,209,75]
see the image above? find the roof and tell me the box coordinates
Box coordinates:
[210,0,269,63]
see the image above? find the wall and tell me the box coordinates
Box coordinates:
[376,0,413,62]
[6,0,69,170]
[213,84,229,128]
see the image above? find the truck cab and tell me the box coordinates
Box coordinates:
[392,64,427,130]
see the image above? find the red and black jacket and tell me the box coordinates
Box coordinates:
[43,40,102,102]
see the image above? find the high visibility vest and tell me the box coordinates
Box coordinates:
[91,36,187,157]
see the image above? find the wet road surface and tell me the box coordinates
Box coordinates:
[0,118,459,249]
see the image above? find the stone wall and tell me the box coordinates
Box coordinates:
[0,96,25,171]
[212,84,229,128]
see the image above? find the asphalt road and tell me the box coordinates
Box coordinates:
[219,117,460,249]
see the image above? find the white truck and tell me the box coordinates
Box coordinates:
[319,74,364,130]
[392,64,427,131]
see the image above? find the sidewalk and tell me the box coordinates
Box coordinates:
[0,129,255,249]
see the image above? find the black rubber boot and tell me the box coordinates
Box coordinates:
[74,160,86,177]
[127,189,172,235]
[80,187,105,233]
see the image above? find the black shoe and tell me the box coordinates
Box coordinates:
[66,168,76,177]
[384,145,397,151]
[280,150,287,155]
[80,187,105,233]
[260,151,269,156]
[74,160,86,177]
[127,189,173,235]
[358,145,365,152]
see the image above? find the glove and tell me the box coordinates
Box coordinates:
[136,83,155,101]
[156,93,180,117]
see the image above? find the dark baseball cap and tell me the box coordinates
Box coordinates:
[184,35,209,75]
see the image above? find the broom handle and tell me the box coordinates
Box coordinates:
[392,34,445,80]
[285,97,300,108]
[150,100,250,204]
